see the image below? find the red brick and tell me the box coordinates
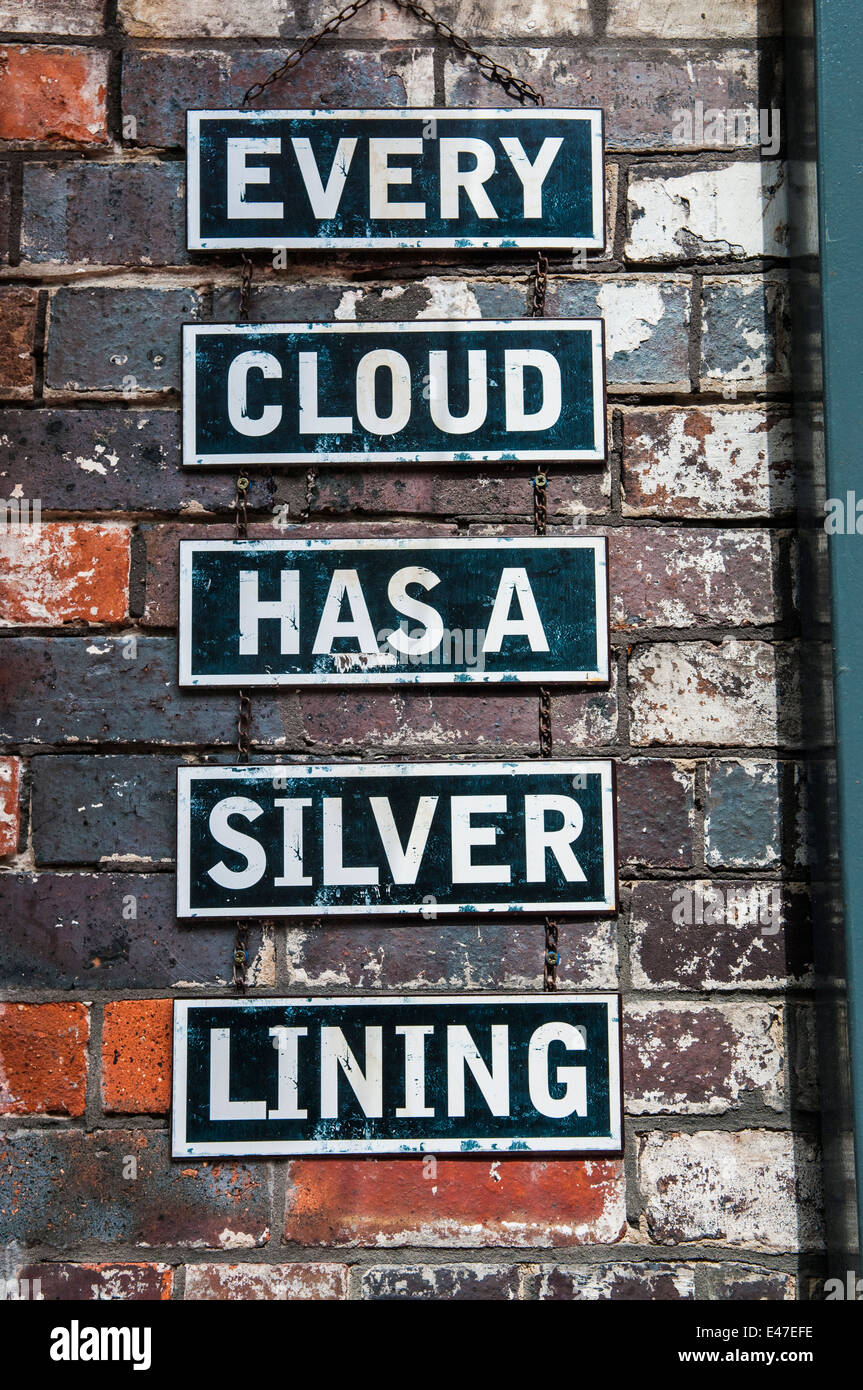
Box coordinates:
[102,999,172,1115]
[0,46,108,145]
[284,1157,626,1248]
[0,287,38,397]
[14,1262,173,1300]
[0,522,130,625]
[0,1002,88,1116]
[0,756,21,855]
[184,1263,348,1300]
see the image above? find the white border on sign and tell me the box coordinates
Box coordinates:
[177,536,610,687]
[181,317,606,467]
[175,758,617,918]
[171,992,622,1156]
[186,107,605,251]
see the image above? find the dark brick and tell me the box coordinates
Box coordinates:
[610,527,782,630]
[444,46,776,150]
[361,1265,521,1300]
[699,1264,796,1300]
[706,759,782,868]
[21,161,188,266]
[285,918,617,991]
[630,880,813,990]
[0,1129,269,1249]
[0,286,38,397]
[309,466,610,519]
[46,287,203,393]
[0,409,277,515]
[0,638,299,746]
[141,521,458,628]
[537,1263,694,1299]
[617,759,694,869]
[0,872,271,990]
[14,1262,173,1300]
[548,277,690,389]
[123,46,434,148]
[701,273,791,392]
[31,754,175,864]
[0,164,11,264]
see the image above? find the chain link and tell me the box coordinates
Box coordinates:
[241,0,544,109]
[529,251,557,987]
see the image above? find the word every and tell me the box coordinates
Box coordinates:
[187,110,603,249]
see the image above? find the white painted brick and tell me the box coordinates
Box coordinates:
[625,1001,785,1115]
[622,406,795,519]
[607,0,781,39]
[628,640,801,747]
[626,162,789,262]
[639,1130,822,1252]
[0,1,104,33]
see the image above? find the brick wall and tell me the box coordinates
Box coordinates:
[0,0,823,1301]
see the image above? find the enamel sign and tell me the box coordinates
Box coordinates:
[171,994,622,1156]
[176,761,617,919]
[182,319,606,467]
[186,108,604,250]
[178,537,609,687]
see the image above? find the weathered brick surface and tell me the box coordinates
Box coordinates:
[610,528,782,630]
[623,1002,783,1114]
[0,1129,271,1249]
[0,46,108,145]
[0,755,21,854]
[21,162,188,266]
[699,1264,796,1300]
[0,0,825,1294]
[119,0,592,39]
[628,640,801,747]
[629,880,812,990]
[626,162,789,262]
[285,918,617,991]
[102,999,172,1115]
[705,759,782,867]
[621,407,795,518]
[0,2,105,35]
[46,287,204,394]
[185,1262,348,1300]
[123,47,434,146]
[2,640,293,746]
[14,1262,174,1300]
[0,872,274,990]
[0,1002,88,1115]
[0,523,130,626]
[607,0,781,37]
[0,409,276,515]
[283,1157,626,1248]
[701,273,791,393]
[362,1265,521,1299]
[445,48,773,150]
[536,1263,695,1300]
[0,287,38,397]
[638,1131,822,1251]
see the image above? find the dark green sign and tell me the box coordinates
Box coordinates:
[176,761,617,919]
[182,319,605,467]
[179,537,609,687]
[186,109,604,250]
[172,994,622,1156]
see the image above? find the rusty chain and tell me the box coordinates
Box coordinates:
[231,255,255,989]
[234,0,547,988]
[530,252,558,990]
[241,0,545,108]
